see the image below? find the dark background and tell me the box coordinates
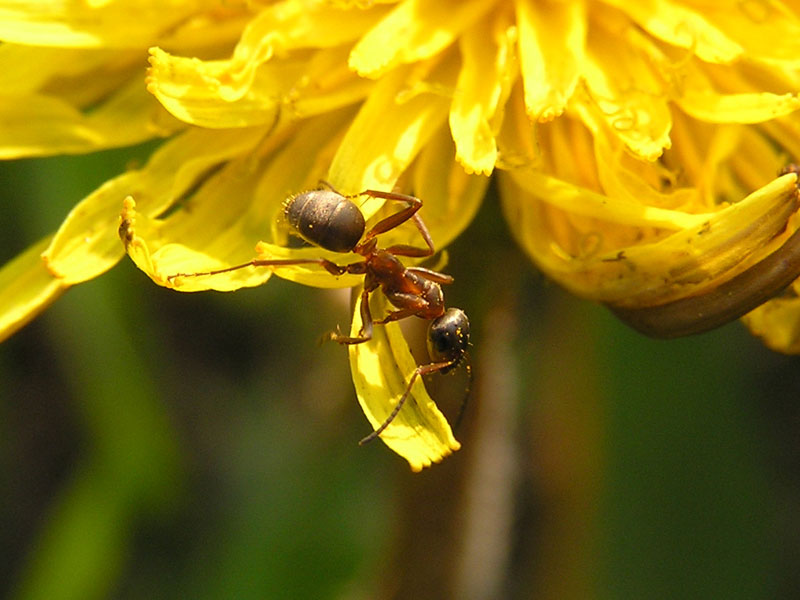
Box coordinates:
[1,146,798,599]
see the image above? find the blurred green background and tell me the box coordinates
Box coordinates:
[1,146,798,599]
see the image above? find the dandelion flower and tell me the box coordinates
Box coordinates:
[4,0,800,467]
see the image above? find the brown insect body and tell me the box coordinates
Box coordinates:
[169,186,471,444]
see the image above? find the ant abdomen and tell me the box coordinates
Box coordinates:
[285,189,365,253]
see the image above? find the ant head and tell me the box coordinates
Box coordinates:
[427,307,470,371]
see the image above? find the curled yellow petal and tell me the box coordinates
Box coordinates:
[147,3,380,126]
[120,111,383,292]
[42,127,270,285]
[610,216,800,338]
[349,291,460,471]
[501,168,800,309]
[121,194,362,292]
[121,196,286,291]
[147,45,372,128]
[146,46,281,129]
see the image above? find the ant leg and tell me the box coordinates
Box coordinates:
[167,257,351,282]
[359,358,459,445]
[317,179,341,194]
[335,290,433,343]
[373,307,419,325]
[406,266,454,285]
[361,190,421,237]
[358,191,435,257]
[330,287,374,345]
[383,214,437,258]
[375,291,431,324]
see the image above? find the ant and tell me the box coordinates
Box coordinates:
[168,185,471,444]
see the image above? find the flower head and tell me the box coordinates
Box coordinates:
[4,0,800,467]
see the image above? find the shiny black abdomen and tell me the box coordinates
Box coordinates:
[285,189,365,253]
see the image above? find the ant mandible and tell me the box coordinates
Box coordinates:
[168,185,471,444]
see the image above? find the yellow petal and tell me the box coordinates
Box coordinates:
[0,235,66,342]
[0,44,107,94]
[413,125,489,249]
[507,167,709,232]
[122,111,375,291]
[328,61,455,202]
[0,44,143,107]
[0,81,177,159]
[146,46,282,129]
[449,10,517,175]
[287,45,375,118]
[43,126,269,284]
[349,290,460,471]
[120,196,363,292]
[614,216,800,338]
[0,1,201,48]
[500,168,800,306]
[120,194,252,291]
[579,15,671,160]
[0,43,178,158]
[349,0,493,78]
[514,0,585,121]
[120,196,284,292]
[601,0,743,64]
[226,0,381,98]
[667,114,794,204]
[679,0,800,66]
[742,290,800,354]
[763,118,800,168]
[147,45,372,128]
[592,127,699,211]
[147,2,381,126]
[494,82,542,170]
[676,63,800,124]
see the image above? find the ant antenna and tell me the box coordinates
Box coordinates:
[452,354,473,432]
